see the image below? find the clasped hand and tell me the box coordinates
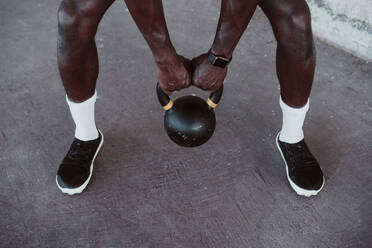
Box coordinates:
[157,53,228,95]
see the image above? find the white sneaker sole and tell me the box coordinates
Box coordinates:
[56,130,104,195]
[275,132,325,197]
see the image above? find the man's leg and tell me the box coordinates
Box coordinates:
[56,0,115,195]
[58,0,115,101]
[259,0,315,108]
[259,0,324,196]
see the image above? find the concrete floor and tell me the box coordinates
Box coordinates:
[1,0,371,247]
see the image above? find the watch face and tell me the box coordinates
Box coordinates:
[208,50,230,68]
[214,57,228,68]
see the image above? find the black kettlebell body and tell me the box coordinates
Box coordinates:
[157,83,223,147]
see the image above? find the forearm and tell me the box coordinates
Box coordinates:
[211,0,258,58]
[124,0,177,64]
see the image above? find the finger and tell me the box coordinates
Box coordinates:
[167,86,177,92]
[184,70,192,87]
[192,64,200,86]
[178,80,190,90]
[163,83,175,92]
[192,77,200,87]
[209,81,217,88]
[184,66,192,88]
[200,84,211,91]
[201,81,219,92]
[209,81,223,93]
[159,85,173,96]
[183,79,191,89]
[208,85,220,93]
[159,82,176,94]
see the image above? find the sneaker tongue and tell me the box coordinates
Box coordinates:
[67,142,91,161]
[291,143,315,165]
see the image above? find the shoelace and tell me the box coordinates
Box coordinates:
[65,140,92,163]
[287,143,317,169]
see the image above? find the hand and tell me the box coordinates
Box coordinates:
[192,53,228,92]
[156,54,192,95]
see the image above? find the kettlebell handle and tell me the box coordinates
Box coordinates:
[156,83,223,111]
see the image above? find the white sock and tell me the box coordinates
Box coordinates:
[279,97,309,144]
[66,91,99,141]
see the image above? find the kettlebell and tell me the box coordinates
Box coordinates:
[156,82,223,147]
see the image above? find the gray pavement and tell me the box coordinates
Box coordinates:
[0,0,371,247]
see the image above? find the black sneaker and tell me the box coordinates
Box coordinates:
[56,130,104,195]
[276,133,325,197]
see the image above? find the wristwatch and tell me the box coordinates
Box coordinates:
[208,49,231,68]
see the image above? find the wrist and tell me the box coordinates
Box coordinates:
[153,47,179,66]
[144,31,178,65]
[210,45,233,60]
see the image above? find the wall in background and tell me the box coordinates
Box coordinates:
[306,0,372,61]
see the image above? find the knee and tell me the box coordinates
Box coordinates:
[274,2,313,54]
[288,3,312,33]
[57,0,100,39]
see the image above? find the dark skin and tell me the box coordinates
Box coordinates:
[193,0,316,107]
[259,0,316,107]
[57,0,315,108]
[57,0,116,102]
[58,0,190,101]
[192,0,259,93]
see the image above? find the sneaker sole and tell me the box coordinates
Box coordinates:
[56,130,104,195]
[275,132,325,197]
